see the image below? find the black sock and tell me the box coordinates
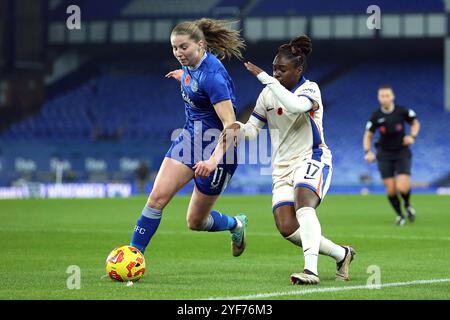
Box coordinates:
[400,191,411,208]
[388,195,403,217]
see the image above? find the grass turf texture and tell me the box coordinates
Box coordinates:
[0,194,449,300]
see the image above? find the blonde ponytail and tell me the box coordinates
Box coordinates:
[171,18,245,60]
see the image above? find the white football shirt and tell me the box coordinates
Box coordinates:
[246,77,332,177]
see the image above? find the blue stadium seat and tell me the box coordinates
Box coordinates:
[1,59,449,186]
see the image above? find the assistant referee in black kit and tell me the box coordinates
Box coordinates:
[363,85,421,226]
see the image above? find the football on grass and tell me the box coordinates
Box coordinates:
[106,245,145,282]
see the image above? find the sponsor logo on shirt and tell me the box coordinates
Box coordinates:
[181,88,195,108]
[300,88,316,94]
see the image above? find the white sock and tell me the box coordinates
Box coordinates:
[296,207,321,275]
[319,236,346,262]
[285,227,302,246]
[286,225,346,264]
[286,228,346,263]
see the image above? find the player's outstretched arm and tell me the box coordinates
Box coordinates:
[244,61,314,114]
[232,119,263,141]
[198,116,262,175]
[213,81,267,156]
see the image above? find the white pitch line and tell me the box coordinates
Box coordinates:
[320,233,450,242]
[206,278,450,300]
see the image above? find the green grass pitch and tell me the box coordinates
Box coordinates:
[0,194,449,300]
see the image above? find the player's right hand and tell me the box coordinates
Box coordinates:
[364,151,376,163]
[165,69,183,82]
[225,122,242,131]
[244,62,264,77]
[402,135,415,146]
[193,158,218,179]
[225,122,244,147]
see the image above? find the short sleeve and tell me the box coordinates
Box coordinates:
[250,91,268,124]
[404,108,417,124]
[203,72,231,105]
[366,113,377,132]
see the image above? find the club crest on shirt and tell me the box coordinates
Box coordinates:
[191,79,198,92]
[396,123,403,131]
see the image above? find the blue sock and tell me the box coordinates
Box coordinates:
[130,205,162,253]
[203,210,237,232]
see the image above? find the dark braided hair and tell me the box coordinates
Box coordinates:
[277,35,312,70]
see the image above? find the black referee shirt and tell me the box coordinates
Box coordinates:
[366,105,417,159]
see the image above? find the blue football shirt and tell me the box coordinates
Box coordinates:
[180,52,237,132]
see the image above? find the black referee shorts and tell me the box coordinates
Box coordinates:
[377,157,412,179]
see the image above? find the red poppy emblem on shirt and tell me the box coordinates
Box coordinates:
[184,74,191,86]
[277,107,283,115]
[379,126,386,134]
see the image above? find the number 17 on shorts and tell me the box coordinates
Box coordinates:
[294,159,332,200]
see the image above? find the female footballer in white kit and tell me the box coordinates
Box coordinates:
[232,35,355,285]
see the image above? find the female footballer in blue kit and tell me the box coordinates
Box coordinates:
[130,19,248,257]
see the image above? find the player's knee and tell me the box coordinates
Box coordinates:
[386,188,397,197]
[397,184,409,194]
[295,199,319,213]
[383,180,396,195]
[295,188,320,209]
[279,226,297,238]
[396,188,405,195]
[147,190,170,210]
[275,216,298,238]
[186,215,205,231]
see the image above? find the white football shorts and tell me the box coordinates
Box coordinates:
[272,159,332,212]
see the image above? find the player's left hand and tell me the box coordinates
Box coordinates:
[244,62,264,77]
[165,69,183,82]
[403,135,415,146]
[193,158,218,179]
